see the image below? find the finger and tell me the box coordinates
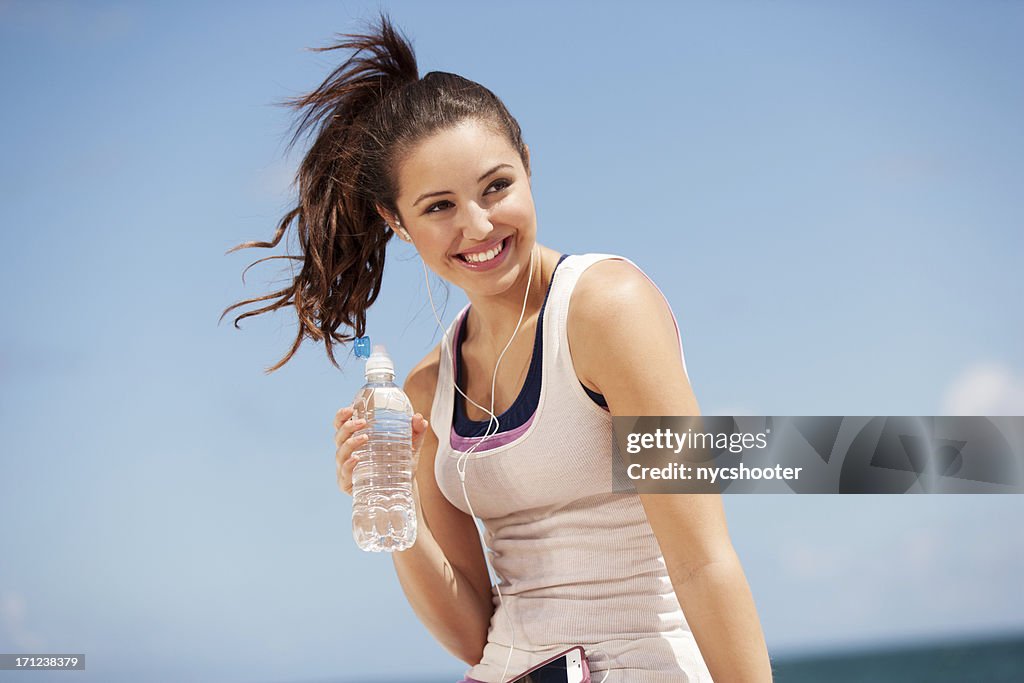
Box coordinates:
[336,432,369,480]
[336,431,369,461]
[337,450,362,495]
[333,405,355,431]
[411,414,429,454]
[411,413,429,435]
[334,417,367,448]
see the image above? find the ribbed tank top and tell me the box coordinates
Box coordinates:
[430,254,713,683]
[452,254,606,443]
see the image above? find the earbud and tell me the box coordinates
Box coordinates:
[393,220,413,242]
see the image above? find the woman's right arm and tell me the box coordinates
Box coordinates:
[334,348,493,665]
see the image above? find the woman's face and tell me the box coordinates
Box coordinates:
[383,118,536,298]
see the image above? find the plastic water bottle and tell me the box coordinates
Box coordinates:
[351,344,417,552]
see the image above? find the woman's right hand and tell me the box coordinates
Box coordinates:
[333,406,429,496]
[333,406,368,496]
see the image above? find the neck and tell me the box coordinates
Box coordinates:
[463,243,557,352]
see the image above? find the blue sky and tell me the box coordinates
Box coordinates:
[1,1,1022,682]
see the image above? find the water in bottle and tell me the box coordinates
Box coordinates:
[351,344,418,552]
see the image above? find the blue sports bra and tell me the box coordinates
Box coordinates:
[453,253,608,438]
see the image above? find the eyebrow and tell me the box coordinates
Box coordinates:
[412,163,515,207]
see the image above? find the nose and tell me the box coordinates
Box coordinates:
[459,201,494,241]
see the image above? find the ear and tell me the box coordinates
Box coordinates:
[375,203,404,239]
[374,202,395,227]
[523,144,531,179]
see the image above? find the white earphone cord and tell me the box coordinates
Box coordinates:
[417,239,606,683]
[422,244,534,683]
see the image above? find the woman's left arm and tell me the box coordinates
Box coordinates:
[568,260,773,683]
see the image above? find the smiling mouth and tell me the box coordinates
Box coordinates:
[456,237,508,263]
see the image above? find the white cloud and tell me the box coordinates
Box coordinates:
[942,362,1024,415]
[778,539,848,581]
[0,590,45,651]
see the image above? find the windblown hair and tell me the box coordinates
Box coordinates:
[220,12,529,373]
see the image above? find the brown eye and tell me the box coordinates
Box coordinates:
[425,200,453,214]
[486,179,512,193]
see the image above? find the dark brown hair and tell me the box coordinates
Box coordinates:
[220,11,529,373]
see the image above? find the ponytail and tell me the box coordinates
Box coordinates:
[221,12,529,374]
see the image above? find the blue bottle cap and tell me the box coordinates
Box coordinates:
[354,336,371,359]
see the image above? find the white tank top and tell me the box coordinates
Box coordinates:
[430,253,713,683]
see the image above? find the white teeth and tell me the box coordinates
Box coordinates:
[461,239,504,263]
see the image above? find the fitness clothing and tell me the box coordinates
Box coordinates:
[431,254,712,683]
[452,254,605,446]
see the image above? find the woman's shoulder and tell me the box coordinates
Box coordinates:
[567,256,682,390]
[569,255,666,325]
[403,343,443,418]
[565,255,694,414]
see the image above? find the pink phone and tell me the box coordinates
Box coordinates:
[505,645,588,683]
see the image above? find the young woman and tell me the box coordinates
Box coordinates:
[224,14,772,683]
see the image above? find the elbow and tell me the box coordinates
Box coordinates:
[444,631,487,667]
[436,591,490,666]
[670,551,744,590]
